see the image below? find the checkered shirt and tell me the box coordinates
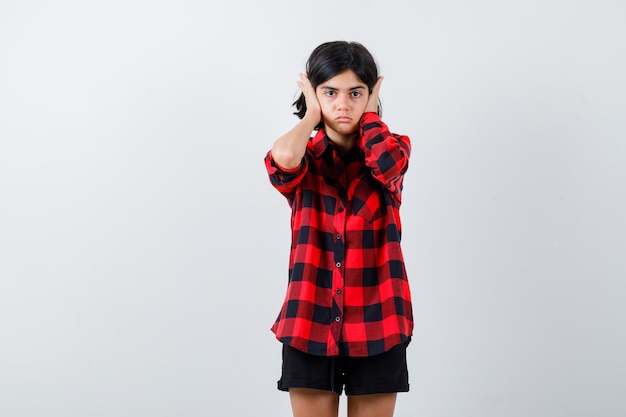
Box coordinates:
[265,112,413,357]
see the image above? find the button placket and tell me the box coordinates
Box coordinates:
[330,172,347,349]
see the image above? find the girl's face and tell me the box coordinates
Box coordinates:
[315,70,369,142]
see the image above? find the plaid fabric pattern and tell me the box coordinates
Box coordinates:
[265,112,413,357]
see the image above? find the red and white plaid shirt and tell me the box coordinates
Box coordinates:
[265,112,413,357]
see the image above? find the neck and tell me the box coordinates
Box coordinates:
[326,131,357,154]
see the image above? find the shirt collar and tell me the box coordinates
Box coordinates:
[310,128,365,163]
[310,128,332,159]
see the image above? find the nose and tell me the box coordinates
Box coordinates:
[336,93,350,110]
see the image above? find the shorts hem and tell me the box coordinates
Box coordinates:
[346,383,410,396]
[277,378,340,394]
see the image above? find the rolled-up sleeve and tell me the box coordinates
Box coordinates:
[265,151,308,200]
[358,112,411,204]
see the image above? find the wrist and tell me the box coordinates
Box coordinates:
[303,110,321,127]
[361,111,380,122]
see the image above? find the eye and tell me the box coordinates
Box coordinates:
[325,90,336,97]
[351,91,362,98]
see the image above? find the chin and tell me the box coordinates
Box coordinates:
[329,123,358,135]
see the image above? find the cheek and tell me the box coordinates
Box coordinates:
[353,100,367,115]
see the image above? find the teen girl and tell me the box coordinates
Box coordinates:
[265,41,413,417]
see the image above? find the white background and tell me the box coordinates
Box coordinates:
[1,1,625,416]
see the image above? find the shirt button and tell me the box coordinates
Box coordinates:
[335,316,341,322]
[336,234,341,240]
[338,207,344,213]
[336,262,341,268]
[336,289,342,294]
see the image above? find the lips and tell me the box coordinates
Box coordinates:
[335,116,352,122]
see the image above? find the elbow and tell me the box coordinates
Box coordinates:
[271,148,302,170]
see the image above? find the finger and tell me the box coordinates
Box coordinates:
[300,73,315,91]
[297,74,312,94]
[297,84,314,99]
[372,76,384,94]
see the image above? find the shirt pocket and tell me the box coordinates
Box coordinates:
[350,176,387,223]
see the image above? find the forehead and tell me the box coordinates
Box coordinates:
[318,70,367,89]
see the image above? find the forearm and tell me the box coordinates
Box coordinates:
[271,113,319,169]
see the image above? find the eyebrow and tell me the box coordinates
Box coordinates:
[320,85,367,91]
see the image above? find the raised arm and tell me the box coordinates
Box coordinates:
[270,74,321,169]
[359,77,411,202]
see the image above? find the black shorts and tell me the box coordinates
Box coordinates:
[277,343,409,396]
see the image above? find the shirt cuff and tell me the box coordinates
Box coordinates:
[361,112,382,124]
[267,150,304,173]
